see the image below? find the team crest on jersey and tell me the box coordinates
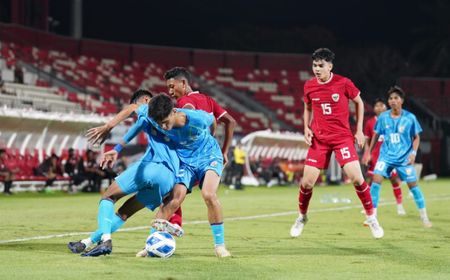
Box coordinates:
[151,128,157,136]
[398,125,405,133]
[164,136,170,142]
[332,93,340,102]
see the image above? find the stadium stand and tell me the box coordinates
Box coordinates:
[0,23,447,178]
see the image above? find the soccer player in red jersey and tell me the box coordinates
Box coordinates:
[164,66,236,166]
[290,48,384,239]
[363,98,405,216]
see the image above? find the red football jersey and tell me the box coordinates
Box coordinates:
[176,91,227,120]
[303,73,360,141]
[364,116,382,160]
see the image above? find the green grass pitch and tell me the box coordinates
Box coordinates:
[1,179,449,279]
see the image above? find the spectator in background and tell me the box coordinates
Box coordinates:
[0,80,5,94]
[231,143,246,190]
[222,147,235,186]
[81,150,104,193]
[0,149,17,195]
[64,148,84,192]
[36,154,62,192]
[14,67,23,84]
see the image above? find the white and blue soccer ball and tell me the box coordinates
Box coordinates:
[145,231,176,258]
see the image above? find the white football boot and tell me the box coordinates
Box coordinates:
[365,215,384,239]
[397,204,406,216]
[214,245,231,258]
[136,248,148,257]
[290,214,308,237]
[152,219,184,237]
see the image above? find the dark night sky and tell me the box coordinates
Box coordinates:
[49,0,443,54]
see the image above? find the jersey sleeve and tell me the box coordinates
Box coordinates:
[303,82,311,104]
[136,104,148,117]
[188,110,214,128]
[176,96,195,109]
[122,116,147,143]
[209,97,227,120]
[345,78,361,100]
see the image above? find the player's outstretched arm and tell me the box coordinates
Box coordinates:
[86,104,139,144]
[352,95,365,149]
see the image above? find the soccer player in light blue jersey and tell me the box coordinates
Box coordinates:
[146,93,231,258]
[368,86,432,228]
[69,90,183,257]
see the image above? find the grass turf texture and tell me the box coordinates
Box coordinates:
[1,179,449,280]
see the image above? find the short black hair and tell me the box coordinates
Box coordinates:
[312,48,335,62]
[164,67,192,84]
[387,86,405,100]
[130,89,153,104]
[148,94,174,122]
[373,98,385,106]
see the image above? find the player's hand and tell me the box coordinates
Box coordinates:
[304,127,314,146]
[86,124,112,145]
[222,153,229,167]
[100,150,118,169]
[354,131,365,149]
[407,154,416,165]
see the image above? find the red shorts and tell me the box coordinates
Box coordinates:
[305,137,358,169]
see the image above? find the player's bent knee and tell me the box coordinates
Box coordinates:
[202,191,218,204]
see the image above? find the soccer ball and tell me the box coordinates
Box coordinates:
[145,231,176,258]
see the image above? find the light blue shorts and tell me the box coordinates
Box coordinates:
[176,152,223,191]
[373,158,417,183]
[115,161,175,210]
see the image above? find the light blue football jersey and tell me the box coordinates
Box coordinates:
[149,108,221,166]
[122,104,179,173]
[374,109,422,165]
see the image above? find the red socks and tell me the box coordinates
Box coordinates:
[392,182,403,204]
[298,185,313,215]
[169,207,183,227]
[354,181,374,216]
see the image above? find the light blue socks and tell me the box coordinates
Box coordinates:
[410,186,426,209]
[97,199,114,240]
[211,223,225,246]
[370,182,381,208]
[90,213,125,243]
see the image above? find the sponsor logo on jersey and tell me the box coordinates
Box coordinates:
[312,98,320,101]
[210,161,218,167]
[406,168,412,175]
[151,128,157,136]
[332,93,340,102]
[164,136,170,142]
[307,158,317,163]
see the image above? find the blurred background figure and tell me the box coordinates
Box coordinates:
[0,149,18,195]
[230,143,246,190]
[35,154,62,192]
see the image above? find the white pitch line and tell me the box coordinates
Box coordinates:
[1,194,449,245]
